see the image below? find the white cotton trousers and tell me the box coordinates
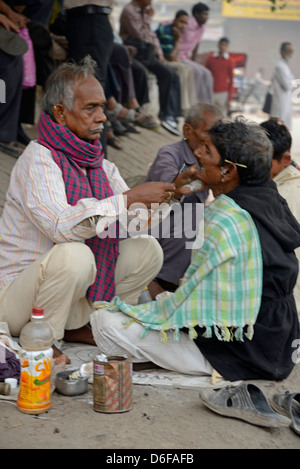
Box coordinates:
[0,236,163,340]
[166,62,197,114]
[213,91,229,115]
[90,308,213,376]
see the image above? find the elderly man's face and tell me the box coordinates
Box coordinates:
[183,111,220,153]
[57,75,107,141]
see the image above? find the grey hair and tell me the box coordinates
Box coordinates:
[184,102,223,128]
[209,116,273,186]
[42,55,98,119]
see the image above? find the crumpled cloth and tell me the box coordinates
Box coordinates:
[0,322,21,382]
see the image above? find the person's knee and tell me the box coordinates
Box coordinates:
[46,242,96,284]
[135,235,164,274]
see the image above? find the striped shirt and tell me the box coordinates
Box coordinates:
[156,23,175,59]
[0,141,129,289]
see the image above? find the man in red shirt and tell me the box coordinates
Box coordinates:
[205,37,234,115]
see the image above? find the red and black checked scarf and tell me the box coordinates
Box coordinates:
[37,110,119,303]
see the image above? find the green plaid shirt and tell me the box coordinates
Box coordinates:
[97,194,263,342]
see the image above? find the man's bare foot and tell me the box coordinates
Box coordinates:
[52,344,70,364]
[63,324,97,346]
[148,280,165,300]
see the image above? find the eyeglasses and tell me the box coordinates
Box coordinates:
[224,159,248,168]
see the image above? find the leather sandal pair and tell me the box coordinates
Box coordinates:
[106,104,158,130]
[105,103,137,123]
[199,383,293,429]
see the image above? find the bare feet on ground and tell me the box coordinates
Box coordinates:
[148,280,165,300]
[52,324,97,365]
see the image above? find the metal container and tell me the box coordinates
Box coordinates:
[55,369,88,396]
[93,356,132,413]
[0,382,11,396]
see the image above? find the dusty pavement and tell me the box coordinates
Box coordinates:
[1,108,300,451]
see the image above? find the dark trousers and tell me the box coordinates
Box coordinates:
[66,11,114,156]
[131,58,149,107]
[0,52,23,142]
[66,12,114,89]
[140,58,181,120]
[20,21,55,125]
[110,43,149,106]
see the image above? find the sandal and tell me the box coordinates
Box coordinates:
[111,120,128,136]
[270,392,300,435]
[199,383,291,428]
[107,129,122,150]
[135,111,159,130]
[106,104,158,130]
[122,122,140,134]
[106,103,137,123]
[0,141,24,158]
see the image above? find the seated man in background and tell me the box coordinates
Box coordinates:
[156,9,197,115]
[0,10,25,158]
[260,117,300,317]
[177,2,213,103]
[146,102,222,297]
[119,0,182,135]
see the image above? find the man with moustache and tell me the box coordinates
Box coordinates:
[0,56,183,363]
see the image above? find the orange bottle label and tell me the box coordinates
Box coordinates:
[17,349,53,413]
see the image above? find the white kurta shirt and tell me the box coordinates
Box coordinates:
[271,58,294,128]
[274,163,300,315]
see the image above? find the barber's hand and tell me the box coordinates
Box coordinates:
[173,165,203,198]
[124,182,177,208]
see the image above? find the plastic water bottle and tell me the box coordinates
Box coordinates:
[137,287,152,304]
[17,307,53,414]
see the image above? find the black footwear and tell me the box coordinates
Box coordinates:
[17,124,31,146]
[0,27,28,56]
[0,141,24,158]
[111,120,128,136]
[107,135,122,150]
[122,122,140,134]
[135,114,159,130]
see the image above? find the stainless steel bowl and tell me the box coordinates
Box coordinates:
[55,368,88,396]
